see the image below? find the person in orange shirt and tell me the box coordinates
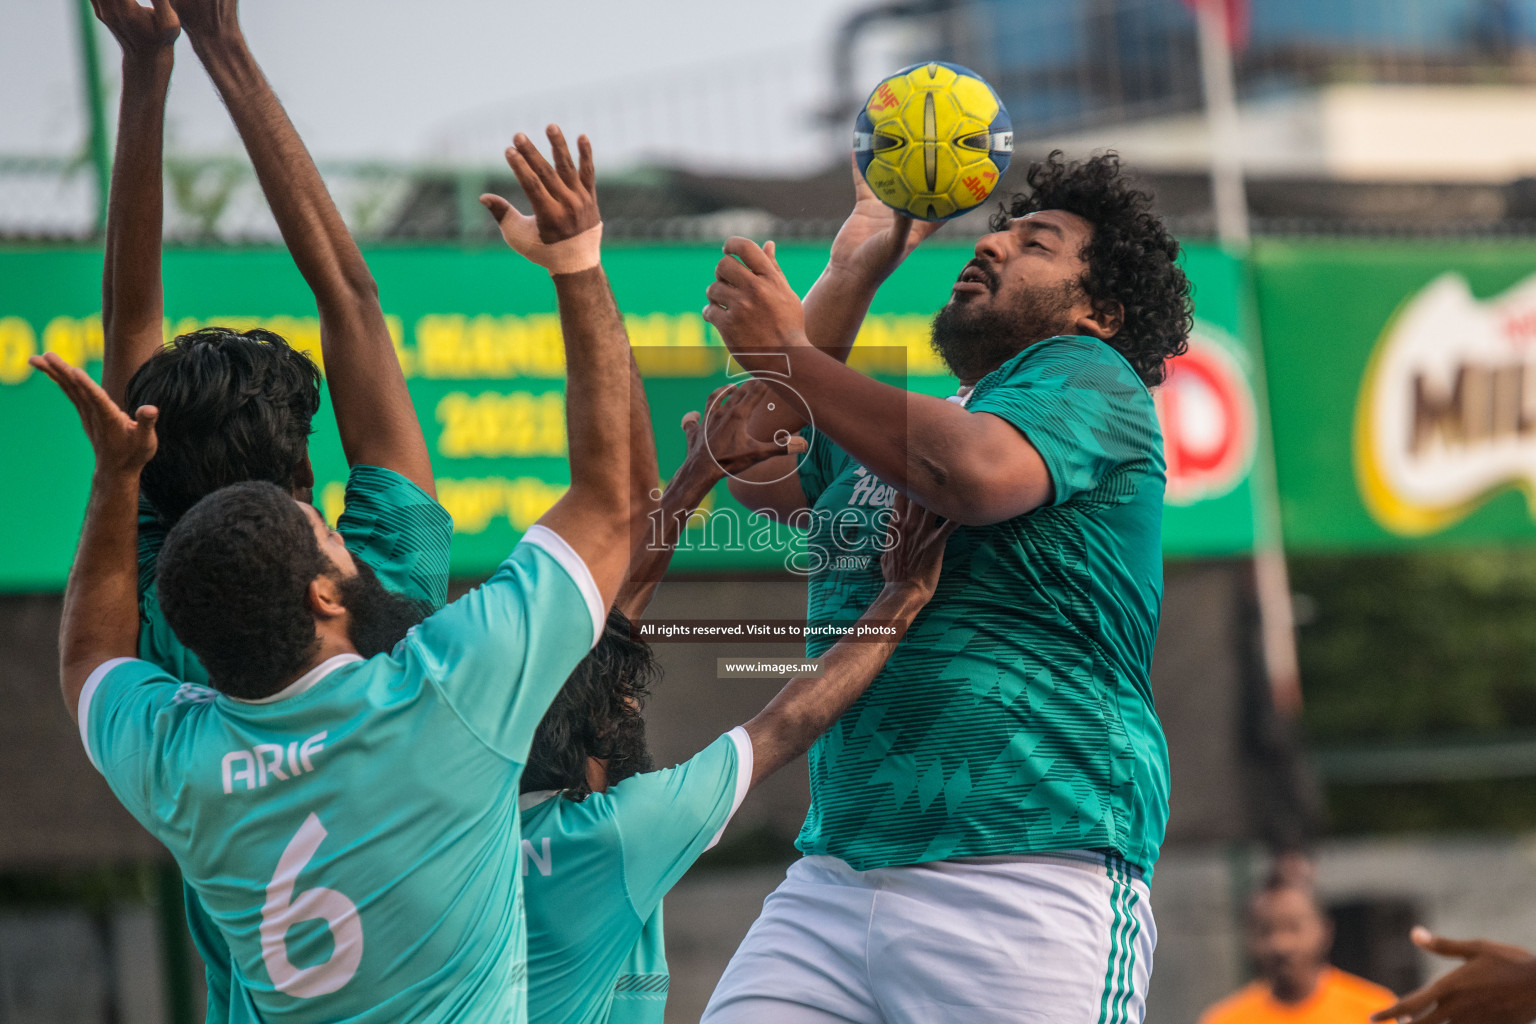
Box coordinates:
[1200,877,1395,1024]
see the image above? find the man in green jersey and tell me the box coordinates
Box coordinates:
[36,123,640,1023]
[518,380,954,1024]
[86,1,450,1015]
[700,156,1193,1022]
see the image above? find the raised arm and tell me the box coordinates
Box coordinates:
[706,238,1053,525]
[482,128,635,609]
[727,162,939,518]
[31,354,159,719]
[614,381,806,621]
[175,0,434,493]
[92,0,180,406]
[623,345,660,561]
[741,494,954,788]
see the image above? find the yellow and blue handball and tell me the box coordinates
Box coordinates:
[854,62,1013,221]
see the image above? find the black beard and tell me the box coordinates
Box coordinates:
[931,278,1082,380]
[339,558,427,658]
[601,710,655,788]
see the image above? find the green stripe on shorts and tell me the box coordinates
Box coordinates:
[1097,859,1141,1024]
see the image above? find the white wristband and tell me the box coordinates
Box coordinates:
[491,205,603,275]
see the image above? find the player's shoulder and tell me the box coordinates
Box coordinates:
[1196,982,1270,1024]
[610,733,744,809]
[89,655,189,700]
[1001,334,1145,387]
[81,657,215,775]
[336,464,453,557]
[1324,966,1396,1007]
[343,463,436,501]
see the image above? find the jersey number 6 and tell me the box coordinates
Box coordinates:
[261,813,365,998]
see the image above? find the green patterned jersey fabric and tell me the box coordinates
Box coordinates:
[793,335,1170,877]
[85,528,602,1023]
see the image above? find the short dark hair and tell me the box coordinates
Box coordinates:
[991,151,1193,387]
[157,481,325,700]
[126,328,322,525]
[522,609,659,800]
[1249,872,1325,922]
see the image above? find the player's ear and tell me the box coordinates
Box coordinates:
[308,573,346,621]
[1074,298,1123,341]
[294,453,316,492]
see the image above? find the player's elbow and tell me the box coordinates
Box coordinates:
[912,453,1049,526]
[334,263,381,307]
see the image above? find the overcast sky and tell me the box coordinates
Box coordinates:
[3,0,908,169]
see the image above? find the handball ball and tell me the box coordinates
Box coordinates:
[854,62,1013,222]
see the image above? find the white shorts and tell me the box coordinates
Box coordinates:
[702,852,1155,1024]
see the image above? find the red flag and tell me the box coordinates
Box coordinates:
[1180,0,1250,51]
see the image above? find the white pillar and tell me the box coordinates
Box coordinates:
[1195,0,1250,247]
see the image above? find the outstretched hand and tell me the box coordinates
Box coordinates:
[30,354,158,476]
[1371,928,1536,1024]
[880,493,956,599]
[829,154,943,283]
[680,380,809,479]
[481,126,602,274]
[703,238,808,358]
[91,0,180,54]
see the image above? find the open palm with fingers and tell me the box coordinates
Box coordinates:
[681,381,809,478]
[480,125,601,272]
[30,354,158,475]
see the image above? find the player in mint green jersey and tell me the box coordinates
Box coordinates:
[702,155,1193,1022]
[36,122,644,1023]
[85,2,452,1016]
[518,380,954,1024]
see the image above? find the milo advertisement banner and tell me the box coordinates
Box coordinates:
[0,243,1262,591]
[1154,245,1268,554]
[1258,242,1536,550]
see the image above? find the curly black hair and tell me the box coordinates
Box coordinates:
[126,327,322,525]
[522,608,659,800]
[157,481,325,700]
[990,151,1192,387]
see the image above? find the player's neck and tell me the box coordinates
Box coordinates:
[278,631,360,691]
[586,756,609,794]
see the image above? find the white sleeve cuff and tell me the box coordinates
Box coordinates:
[520,523,606,651]
[77,657,135,772]
[706,726,756,851]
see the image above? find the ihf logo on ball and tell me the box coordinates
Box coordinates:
[1356,272,1536,535]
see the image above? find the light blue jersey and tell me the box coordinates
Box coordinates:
[134,464,454,1024]
[80,526,605,1024]
[520,728,752,1024]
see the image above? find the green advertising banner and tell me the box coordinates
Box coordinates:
[1255,242,1536,552]
[0,242,1260,591]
